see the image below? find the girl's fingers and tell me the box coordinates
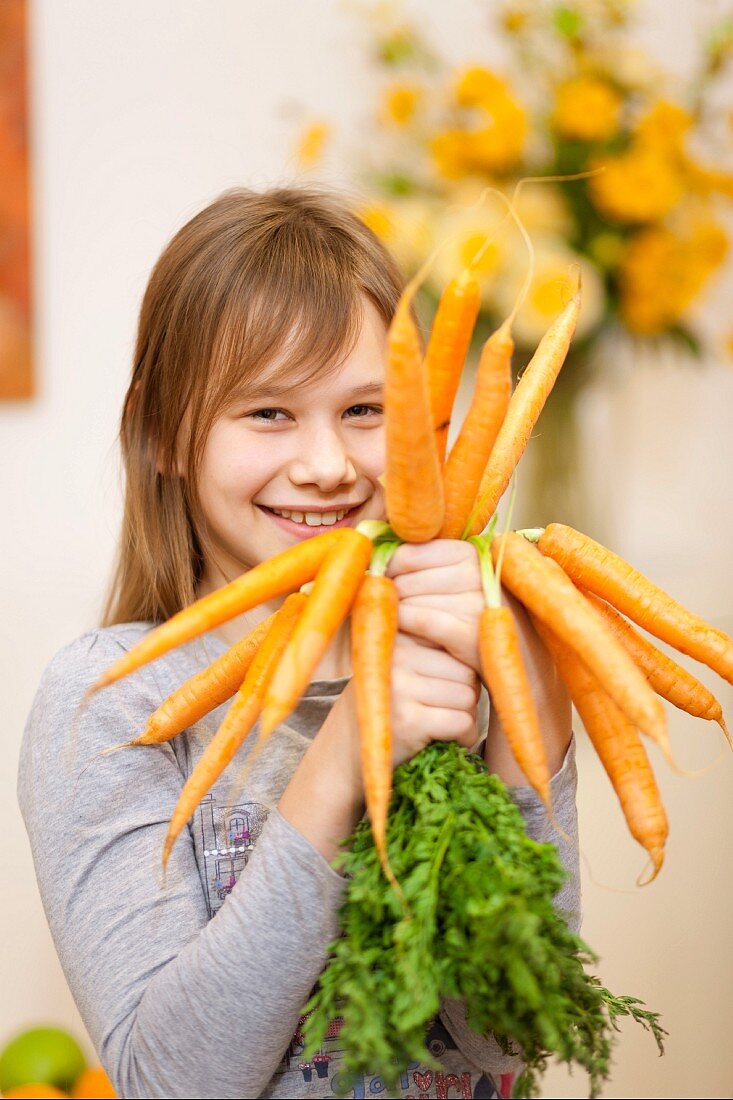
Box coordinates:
[393,632,477,685]
[413,705,478,748]
[398,668,479,711]
[397,603,482,672]
[386,541,481,597]
[397,590,486,620]
[390,562,481,599]
[386,539,477,576]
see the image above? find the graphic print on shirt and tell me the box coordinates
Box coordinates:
[197,793,269,917]
[280,1010,508,1098]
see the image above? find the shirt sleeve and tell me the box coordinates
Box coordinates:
[17,631,346,1100]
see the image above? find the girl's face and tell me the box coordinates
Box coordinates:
[196,297,388,587]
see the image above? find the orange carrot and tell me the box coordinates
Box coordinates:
[110,614,276,751]
[162,593,306,869]
[465,291,580,536]
[439,318,513,538]
[493,533,669,753]
[425,268,481,464]
[89,529,343,694]
[260,529,373,736]
[385,291,445,542]
[580,587,731,745]
[351,574,399,881]
[533,616,668,880]
[536,523,733,686]
[479,603,551,809]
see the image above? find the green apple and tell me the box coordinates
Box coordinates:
[0,1027,86,1093]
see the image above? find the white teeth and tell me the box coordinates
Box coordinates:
[268,507,349,525]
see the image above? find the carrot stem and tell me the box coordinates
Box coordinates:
[468,525,499,607]
[518,528,545,542]
[370,539,403,577]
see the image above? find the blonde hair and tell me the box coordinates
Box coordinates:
[101,186,404,627]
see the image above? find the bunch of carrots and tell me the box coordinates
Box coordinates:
[88,211,732,895]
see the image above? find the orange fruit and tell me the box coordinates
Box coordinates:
[3,1085,68,1098]
[71,1067,116,1099]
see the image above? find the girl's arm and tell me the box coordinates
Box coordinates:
[18,630,348,1100]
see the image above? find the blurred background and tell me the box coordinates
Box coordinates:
[2,1,732,1096]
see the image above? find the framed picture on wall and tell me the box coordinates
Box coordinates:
[0,0,32,399]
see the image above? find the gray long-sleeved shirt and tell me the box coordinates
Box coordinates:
[18,622,581,1100]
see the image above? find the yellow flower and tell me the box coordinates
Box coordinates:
[454,66,509,108]
[381,82,422,127]
[430,93,526,179]
[361,197,435,274]
[429,129,472,180]
[686,163,733,200]
[509,184,573,235]
[429,205,507,304]
[294,121,331,169]
[619,221,728,334]
[493,236,606,345]
[634,100,692,154]
[589,147,683,223]
[356,203,395,243]
[552,77,622,142]
[501,6,530,34]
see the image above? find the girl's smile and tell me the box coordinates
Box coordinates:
[254,501,368,538]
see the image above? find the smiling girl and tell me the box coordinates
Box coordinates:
[19,187,578,1100]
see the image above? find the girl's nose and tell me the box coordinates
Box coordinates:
[287,429,357,491]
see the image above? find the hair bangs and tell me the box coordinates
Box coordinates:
[208,230,368,415]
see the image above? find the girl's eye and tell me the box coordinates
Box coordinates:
[245,404,382,422]
[346,404,383,418]
[248,408,287,422]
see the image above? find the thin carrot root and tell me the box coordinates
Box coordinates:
[717,716,733,750]
[100,741,137,757]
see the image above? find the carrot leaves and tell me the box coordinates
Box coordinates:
[302,742,664,1098]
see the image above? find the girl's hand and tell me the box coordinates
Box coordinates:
[278,634,478,864]
[389,630,480,767]
[385,538,572,778]
[385,540,485,674]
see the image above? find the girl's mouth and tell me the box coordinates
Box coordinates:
[256,503,365,539]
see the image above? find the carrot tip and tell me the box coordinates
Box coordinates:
[638,848,664,886]
[259,703,291,740]
[100,741,135,757]
[82,684,101,706]
[716,715,733,751]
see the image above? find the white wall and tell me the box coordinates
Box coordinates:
[2,2,732,1097]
